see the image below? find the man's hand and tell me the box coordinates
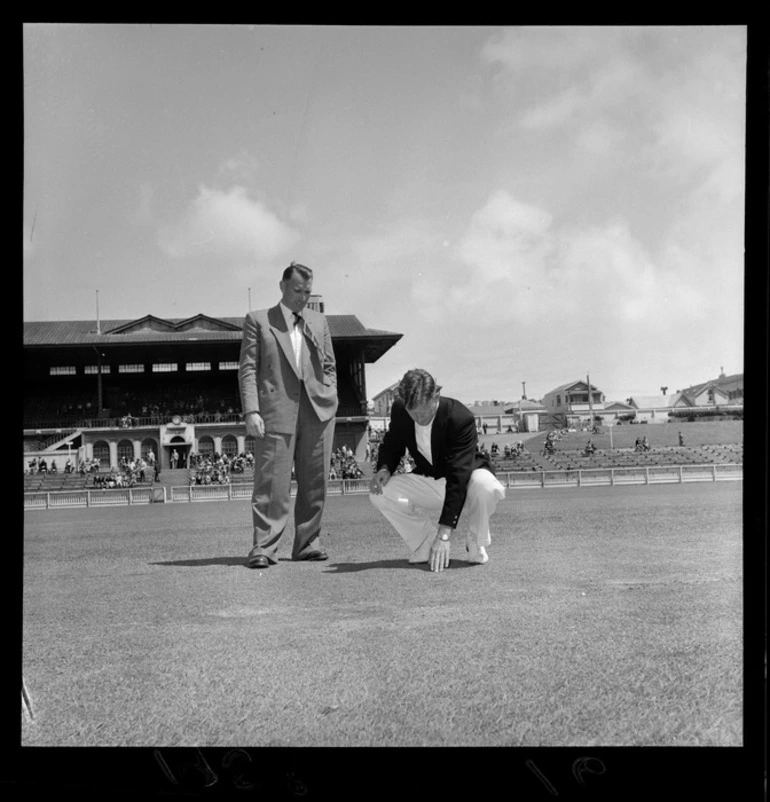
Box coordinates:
[429,527,452,572]
[369,467,391,495]
[245,411,265,439]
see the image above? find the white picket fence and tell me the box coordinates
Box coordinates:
[23,464,741,510]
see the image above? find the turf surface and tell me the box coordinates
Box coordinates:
[22,482,742,746]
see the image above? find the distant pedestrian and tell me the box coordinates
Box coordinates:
[678,431,684,446]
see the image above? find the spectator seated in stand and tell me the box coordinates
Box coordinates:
[93,469,136,489]
[228,453,250,474]
[584,439,596,456]
[329,446,365,480]
[189,453,231,485]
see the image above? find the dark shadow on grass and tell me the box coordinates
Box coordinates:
[322,559,479,573]
[149,557,248,567]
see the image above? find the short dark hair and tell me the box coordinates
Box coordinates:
[282,262,313,282]
[396,369,442,410]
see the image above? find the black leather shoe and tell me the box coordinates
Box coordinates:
[247,554,270,569]
[293,550,328,562]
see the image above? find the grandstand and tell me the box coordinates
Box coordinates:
[23,309,402,474]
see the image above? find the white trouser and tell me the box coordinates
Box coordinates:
[369,469,505,553]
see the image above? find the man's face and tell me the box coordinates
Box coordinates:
[406,396,439,426]
[280,271,313,313]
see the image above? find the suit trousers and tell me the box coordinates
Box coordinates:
[250,384,335,559]
[369,468,505,553]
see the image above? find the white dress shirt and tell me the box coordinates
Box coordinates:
[279,302,303,369]
[414,419,434,465]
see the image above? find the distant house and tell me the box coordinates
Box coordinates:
[504,398,547,432]
[542,380,605,426]
[627,393,691,423]
[602,400,635,423]
[677,371,743,407]
[371,381,400,417]
[466,402,519,434]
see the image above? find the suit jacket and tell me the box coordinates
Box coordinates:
[376,396,494,529]
[238,304,338,433]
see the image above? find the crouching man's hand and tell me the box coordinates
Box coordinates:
[430,526,452,572]
[369,467,391,495]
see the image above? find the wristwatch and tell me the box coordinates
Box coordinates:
[438,531,451,542]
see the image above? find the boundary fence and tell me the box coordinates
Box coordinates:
[23,463,742,510]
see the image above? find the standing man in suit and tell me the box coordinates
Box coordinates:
[239,262,338,569]
[369,369,505,572]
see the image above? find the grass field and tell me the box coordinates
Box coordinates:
[22,482,742,747]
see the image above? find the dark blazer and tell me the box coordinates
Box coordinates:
[376,396,494,529]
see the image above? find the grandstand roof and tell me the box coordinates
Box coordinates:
[23,314,403,361]
[372,381,401,401]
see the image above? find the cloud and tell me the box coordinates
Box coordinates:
[157,185,299,262]
[217,151,262,182]
[481,26,630,75]
[519,86,587,130]
[414,190,720,334]
[482,26,745,182]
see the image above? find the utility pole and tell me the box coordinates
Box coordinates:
[94,290,102,414]
[587,372,594,429]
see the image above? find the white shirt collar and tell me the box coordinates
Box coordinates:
[279,301,301,328]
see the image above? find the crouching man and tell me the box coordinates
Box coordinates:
[369,369,505,572]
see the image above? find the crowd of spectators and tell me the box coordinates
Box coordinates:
[31,390,242,429]
[186,451,254,485]
[329,446,365,480]
[483,441,529,461]
[26,456,85,475]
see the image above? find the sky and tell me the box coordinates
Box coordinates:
[23,24,747,405]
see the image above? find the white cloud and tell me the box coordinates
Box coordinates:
[482,26,745,181]
[519,86,587,130]
[218,151,262,182]
[415,190,722,336]
[157,185,299,262]
[481,26,629,75]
